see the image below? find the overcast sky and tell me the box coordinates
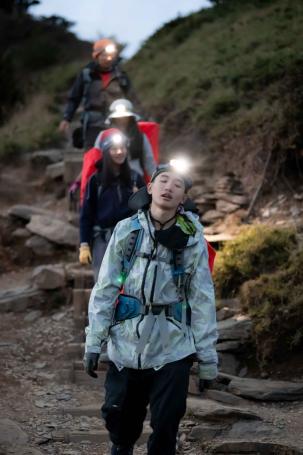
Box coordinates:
[32,0,211,57]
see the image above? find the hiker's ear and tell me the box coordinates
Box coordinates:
[147,182,153,195]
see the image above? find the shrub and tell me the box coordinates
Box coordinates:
[240,249,303,366]
[213,225,296,298]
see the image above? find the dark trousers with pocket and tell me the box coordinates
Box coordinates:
[101,357,193,455]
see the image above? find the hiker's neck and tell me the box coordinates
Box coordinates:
[149,204,177,230]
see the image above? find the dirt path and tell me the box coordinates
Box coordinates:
[0,151,303,454]
[0,300,303,455]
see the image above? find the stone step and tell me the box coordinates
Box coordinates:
[210,440,302,454]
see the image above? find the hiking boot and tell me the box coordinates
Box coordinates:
[111,444,134,455]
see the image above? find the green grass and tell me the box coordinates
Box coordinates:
[0,60,85,159]
[127,0,303,134]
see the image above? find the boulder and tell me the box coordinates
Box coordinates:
[186,397,261,423]
[218,315,252,341]
[216,200,241,214]
[45,161,64,180]
[201,210,224,224]
[27,215,78,247]
[219,353,240,376]
[215,192,249,206]
[25,235,55,256]
[216,306,237,321]
[31,264,66,290]
[188,423,224,442]
[0,287,45,312]
[228,376,303,401]
[0,419,28,446]
[9,204,52,222]
[216,341,242,353]
[227,420,280,439]
[216,298,241,312]
[12,228,31,239]
[204,389,249,407]
[31,149,63,166]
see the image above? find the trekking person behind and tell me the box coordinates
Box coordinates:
[84,162,218,455]
[79,128,145,281]
[79,98,157,204]
[59,38,141,149]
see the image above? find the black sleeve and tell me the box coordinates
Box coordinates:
[79,174,98,244]
[63,70,85,121]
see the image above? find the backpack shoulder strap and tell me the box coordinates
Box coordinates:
[95,171,103,200]
[121,214,143,284]
[82,68,92,107]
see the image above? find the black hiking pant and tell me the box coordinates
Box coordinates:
[101,357,193,455]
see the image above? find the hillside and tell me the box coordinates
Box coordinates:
[127,0,303,197]
[0,10,90,158]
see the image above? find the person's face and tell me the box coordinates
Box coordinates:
[97,49,117,69]
[109,145,127,165]
[148,171,186,210]
[112,117,131,130]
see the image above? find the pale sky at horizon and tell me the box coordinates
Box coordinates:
[32,0,212,57]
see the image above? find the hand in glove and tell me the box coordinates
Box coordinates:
[83,352,100,378]
[198,362,217,393]
[68,180,80,195]
[79,244,92,265]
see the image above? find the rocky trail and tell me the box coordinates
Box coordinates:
[0,148,303,454]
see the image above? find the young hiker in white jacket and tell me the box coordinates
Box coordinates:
[84,162,218,455]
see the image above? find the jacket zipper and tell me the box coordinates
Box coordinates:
[150,264,158,303]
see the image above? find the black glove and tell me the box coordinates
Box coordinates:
[199,379,212,393]
[83,352,100,378]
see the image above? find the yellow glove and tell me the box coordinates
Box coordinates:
[79,244,92,265]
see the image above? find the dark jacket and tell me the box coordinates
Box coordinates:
[63,61,132,122]
[80,170,145,244]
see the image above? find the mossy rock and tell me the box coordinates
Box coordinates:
[240,249,303,366]
[213,225,296,298]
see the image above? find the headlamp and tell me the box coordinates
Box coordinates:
[105,44,117,55]
[169,158,190,174]
[112,133,124,146]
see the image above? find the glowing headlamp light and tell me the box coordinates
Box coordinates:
[112,134,124,146]
[169,158,191,174]
[105,44,117,55]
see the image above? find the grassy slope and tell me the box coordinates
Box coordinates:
[128,0,303,134]
[0,61,86,158]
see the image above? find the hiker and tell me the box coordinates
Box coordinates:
[84,162,218,455]
[59,38,141,149]
[79,98,157,204]
[79,128,145,281]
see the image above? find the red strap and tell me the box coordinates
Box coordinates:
[80,147,102,204]
[100,72,112,89]
[206,241,216,273]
